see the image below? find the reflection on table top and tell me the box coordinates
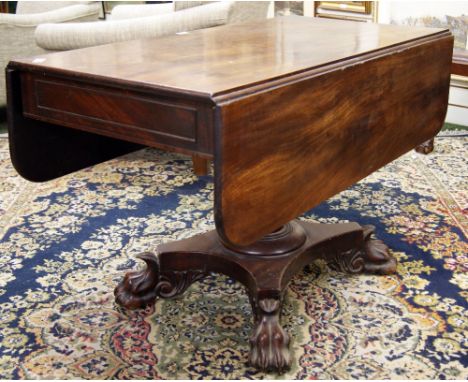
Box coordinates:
[12,16,448,97]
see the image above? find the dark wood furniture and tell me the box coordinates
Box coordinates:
[452,48,468,76]
[7,17,453,372]
[415,47,467,154]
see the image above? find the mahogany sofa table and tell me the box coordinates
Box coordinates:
[7,17,453,372]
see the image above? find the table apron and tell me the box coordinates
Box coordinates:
[20,71,214,157]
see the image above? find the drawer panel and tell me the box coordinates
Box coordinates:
[21,72,213,154]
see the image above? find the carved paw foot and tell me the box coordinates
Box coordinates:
[115,252,207,310]
[360,225,397,274]
[326,225,396,275]
[114,252,160,309]
[415,138,434,154]
[249,298,291,373]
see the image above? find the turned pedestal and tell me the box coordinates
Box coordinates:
[115,220,396,372]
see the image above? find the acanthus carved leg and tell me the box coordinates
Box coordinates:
[114,220,398,373]
[325,225,397,275]
[248,296,290,373]
[114,252,206,309]
[114,252,160,309]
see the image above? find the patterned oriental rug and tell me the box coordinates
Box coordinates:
[0,135,466,380]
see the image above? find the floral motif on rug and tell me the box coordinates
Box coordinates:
[0,136,466,379]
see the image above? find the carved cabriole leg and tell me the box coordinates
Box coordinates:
[114,252,207,309]
[324,225,397,275]
[115,252,160,309]
[114,220,397,373]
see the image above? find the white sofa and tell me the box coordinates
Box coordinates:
[0,1,101,107]
[35,1,271,51]
[27,1,271,175]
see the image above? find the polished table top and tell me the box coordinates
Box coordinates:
[7,17,454,372]
[8,17,453,246]
[13,17,447,98]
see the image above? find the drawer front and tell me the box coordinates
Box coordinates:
[21,72,213,154]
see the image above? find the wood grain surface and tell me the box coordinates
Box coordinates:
[7,17,453,246]
[7,16,453,372]
[19,72,214,156]
[214,33,453,246]
[6,69,142,182]
[10,17,447,97]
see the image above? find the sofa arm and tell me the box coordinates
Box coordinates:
[110,3,175,21]
[35,1,233,51]
[0,3,99,107]
[0,3,100,27]
[228,1,271,24]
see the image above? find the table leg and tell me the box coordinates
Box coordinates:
[192,155,209,176]
[415,138,435,154]
[115,220,396,373]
